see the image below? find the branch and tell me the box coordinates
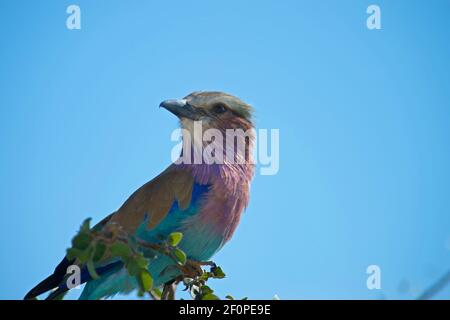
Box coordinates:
[64,218,237,300]
[416,270,450,300]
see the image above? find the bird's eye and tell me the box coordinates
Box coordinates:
[212,103,227,114]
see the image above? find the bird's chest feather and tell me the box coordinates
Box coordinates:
[136,175,249,261]
[180,179,249,260]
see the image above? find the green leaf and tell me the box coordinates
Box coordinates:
[225,295,234,300]
[151,287,162,299]
[199,272,210,281]
[173,248,187,265]
[211,266,226,279]
[137,269,153,292]
[93,242,106,262]
[109,242,132,259]
[167,232,183,246]
[77,248,92,263]
[202,293,220,300]
[126,259,140,277]
[72,233,91,250]
[134,254,149,269]
[80,218,92,232]
[86,259,99,279]
[66,248,83,260]
[201,285,213,295]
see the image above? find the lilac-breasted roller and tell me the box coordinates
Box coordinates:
[25,91,254,300]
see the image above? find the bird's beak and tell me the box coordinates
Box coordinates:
[159,99,198,120]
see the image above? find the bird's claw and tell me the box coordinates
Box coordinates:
[176,260,215,279]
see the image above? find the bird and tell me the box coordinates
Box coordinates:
[24,91,255,300]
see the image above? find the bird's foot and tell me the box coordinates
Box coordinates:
[178,260,216,279]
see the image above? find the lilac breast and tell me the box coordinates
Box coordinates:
[176,163,253,260]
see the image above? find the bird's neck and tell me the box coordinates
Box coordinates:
[175,123,255,188]
[173,126,255,248]
[187,162,254,187]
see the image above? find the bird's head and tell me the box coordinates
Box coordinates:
[160,91,253,132]
[160,91,254,165]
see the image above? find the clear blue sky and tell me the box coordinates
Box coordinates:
[0,0,449,300]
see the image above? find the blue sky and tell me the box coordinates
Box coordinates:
[0,0,449,299]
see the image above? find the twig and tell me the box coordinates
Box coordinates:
[416,270,450,300]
